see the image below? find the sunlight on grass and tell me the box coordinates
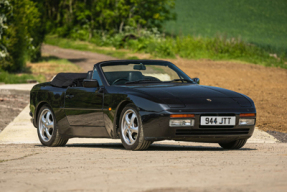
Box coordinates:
[45,35,127,59]
[45,35,286,69]
[0,70,45,84]
[0,56,83,84]
[27,58,82,74]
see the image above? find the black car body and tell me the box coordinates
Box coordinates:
[30,60,256,150]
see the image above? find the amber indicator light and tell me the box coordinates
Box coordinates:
[170,114,195,118]
[240,113,256,117]
[109,107,112,111]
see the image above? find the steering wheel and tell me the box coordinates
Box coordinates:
[112,78,129,85]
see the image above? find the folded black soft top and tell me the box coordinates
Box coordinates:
[51,73,87,88]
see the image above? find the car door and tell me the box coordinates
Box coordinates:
[64,86,104,127]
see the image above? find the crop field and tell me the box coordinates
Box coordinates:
[164,0,287,55]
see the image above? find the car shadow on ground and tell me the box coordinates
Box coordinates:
[43,143,257,151]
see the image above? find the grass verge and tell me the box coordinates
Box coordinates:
[27,56,83,82]
[45,36,129,59]
[45,35,286,69]
[0,70,45,84]
[0,56,82,84]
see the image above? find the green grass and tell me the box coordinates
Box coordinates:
[27,56,82,74]
[45,35,127,59]
[0,56,82,84]
[45,35,286,69]
[0,70,45,84]
[164,0,287,55]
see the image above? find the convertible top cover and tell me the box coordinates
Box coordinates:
[51,73,87,88]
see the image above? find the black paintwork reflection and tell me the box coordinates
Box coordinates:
[65,87,104,127]
[67,112,105,127]
[67,126,109,138]
[104,111,114,137]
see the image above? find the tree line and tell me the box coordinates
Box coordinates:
[0,0,175,72]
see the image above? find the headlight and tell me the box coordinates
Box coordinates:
[239,118,255,125]
[169,119,194,127]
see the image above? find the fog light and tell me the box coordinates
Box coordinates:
[169,119,194,127]
[239,118,255,125]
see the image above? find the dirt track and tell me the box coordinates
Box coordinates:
[0,143,287,192]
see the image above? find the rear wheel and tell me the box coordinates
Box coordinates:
[219,139,247,149]
[37,105,69,147]
[119,104,152,150]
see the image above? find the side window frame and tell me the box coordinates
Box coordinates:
[92,69,103,86]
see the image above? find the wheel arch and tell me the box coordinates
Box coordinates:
[113,100,134,138]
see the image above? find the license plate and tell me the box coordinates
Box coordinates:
[200,116,236,126]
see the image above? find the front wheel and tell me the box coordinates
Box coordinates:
[119,104,152,150]
[37,105,69,147]
[219,139,247,149]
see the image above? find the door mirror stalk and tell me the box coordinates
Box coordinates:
[192,78,200,84]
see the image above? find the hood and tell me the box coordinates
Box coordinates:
[129,84,252,109]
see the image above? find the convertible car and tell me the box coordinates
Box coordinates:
[30,60,256,150]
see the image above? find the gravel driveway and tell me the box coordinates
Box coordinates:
[0,89,29,132]
[0,143,286,192]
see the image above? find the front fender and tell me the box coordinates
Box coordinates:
[128,95,168,112]
[110,94,168,138]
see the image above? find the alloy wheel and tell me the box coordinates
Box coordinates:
[121,109,139,145]
[39,108,54,142]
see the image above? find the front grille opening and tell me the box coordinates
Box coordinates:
[176,128,250,136]
[199,126,234,128]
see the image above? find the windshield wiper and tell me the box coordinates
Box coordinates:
[170,78,193,83]
[125,79,162,85]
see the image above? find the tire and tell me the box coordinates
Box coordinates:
[119,104,152,150]
[219,139,247,149]
[37,105,69,147]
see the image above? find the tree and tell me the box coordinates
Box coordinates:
[0,0,41,72]
[43,0,176,37]
[0,0,13,69]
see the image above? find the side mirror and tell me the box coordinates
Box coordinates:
[83,79,99,88]
[192,78,200,84]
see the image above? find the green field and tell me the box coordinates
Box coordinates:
[164,0,287,55]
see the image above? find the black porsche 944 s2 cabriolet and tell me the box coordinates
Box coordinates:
[30,60,256,150]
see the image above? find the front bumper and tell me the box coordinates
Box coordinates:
[141,110,256,143]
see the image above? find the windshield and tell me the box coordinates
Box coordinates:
[101,61,192,85]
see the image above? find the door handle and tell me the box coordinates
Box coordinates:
[65,94,74,99]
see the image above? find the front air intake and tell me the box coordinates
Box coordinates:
[176,128,250,136]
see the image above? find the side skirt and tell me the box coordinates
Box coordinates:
[62,126,110,138]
